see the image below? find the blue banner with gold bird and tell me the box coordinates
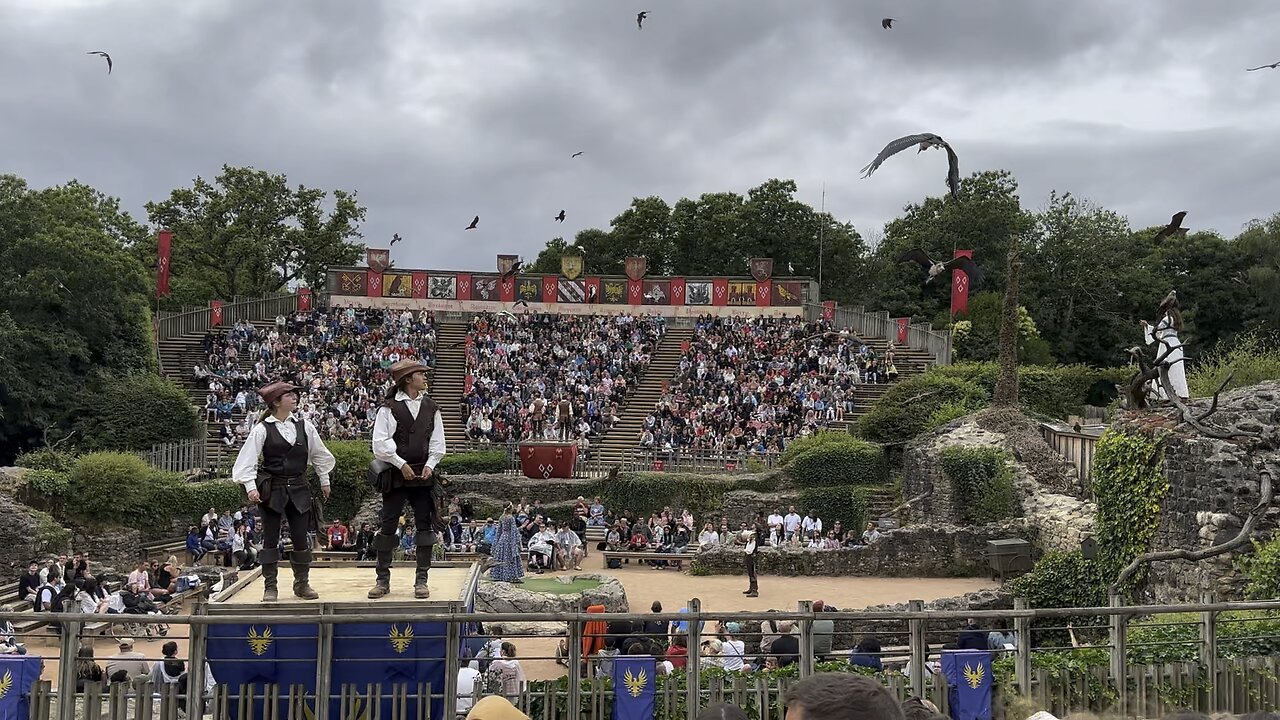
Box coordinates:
[940,650,993,720]
[0,656,41,720]
[206,622,318,720]
[331,621,448,720]
[612,656,656,720]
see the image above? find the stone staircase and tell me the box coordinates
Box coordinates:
[592,326,695,467]
[431,323,472,451]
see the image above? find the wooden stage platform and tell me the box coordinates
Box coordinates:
[211,562,479,608]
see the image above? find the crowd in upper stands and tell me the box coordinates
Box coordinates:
[638,315,898,455]
[461,312,665,449]
[193,305,437,442]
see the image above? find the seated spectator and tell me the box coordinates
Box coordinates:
[0,610,26,655]
[186,526,207,564]
[784,673,907,720]
[849,636,884,671]
[862,522,882,544]
[75,645,105,691]
[957,619,987,651]
[17,562,40,602]
[147,641,185,687]
[326,519,350,550]
[555,524,584,572]
[770,621,800,667]
[587,497,607,527]
[716,622,745,671]
[698,522,720,548]
[487,642,526,702]
[811,600,835,658]
[527,524,555,573]
[105,638,150,681]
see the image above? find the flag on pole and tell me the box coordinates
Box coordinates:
[950,249,974,315]
[940,650,993,720]
[0,656,43,720]
[612,656,656,720]
[156,229,172,298]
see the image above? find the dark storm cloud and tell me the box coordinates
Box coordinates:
[1,0,1279,273]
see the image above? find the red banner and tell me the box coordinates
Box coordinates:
[456,273,472,300]
[951,249,974,316]
[209,300,223,326]
[627,279,643,304]
[669,277,686,306]
[298,287,312,311]
[822,300,836,320]
[896,317,909,344]
[519,442,578,479]
[712,278,728,306]
[585,277,600,303]
[542,276,558,304]
[366,270,382,297]
[755,279,772,307]
[155,230,172,298]
[500,274,515,303]
[411,272,428,299]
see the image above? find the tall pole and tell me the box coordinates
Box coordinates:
[818,182,826,290]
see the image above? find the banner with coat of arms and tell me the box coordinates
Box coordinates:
[367,248,390,273]
[497,254,520,276]
[749,257,774,282]
[624,256,647,281]
[561,254,584,280]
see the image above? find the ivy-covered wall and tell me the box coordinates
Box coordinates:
[1091,428,1168,600]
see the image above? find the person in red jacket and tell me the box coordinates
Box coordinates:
[326,520,350,550]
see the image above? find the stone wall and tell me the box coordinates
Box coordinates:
[901,409,1094,554]
[73,525,144,575]
[1125,381,1280,603]
[690,520,1033,578]
[0,493,71,574]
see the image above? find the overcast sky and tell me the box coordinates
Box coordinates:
[3,0,1280,271]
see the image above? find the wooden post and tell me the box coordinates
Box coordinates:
[685,599,702,720]
[1109,594,1127,718]
[314,603,334,720]
[186,602,209,718]
[1200,591,1218,712]
[444,607,462,719]
[567,609,584,720]
[1013,597,1032,695]
[908,600,927,697]
[57,621,81,720]
[797,599,815,679]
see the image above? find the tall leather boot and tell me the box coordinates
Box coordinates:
[290,548,319,600]
[414,539,434,599]
[259,548,280,602]
[367,533,398,599]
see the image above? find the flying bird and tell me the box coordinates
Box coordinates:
[571,151,585,158]
[87,51,112,74]
[466,216,479,230]
[1246,61,1280,71]
[555,210,566,223]
[882,18,894,29]
[897,248,983,285]
[637,11,648,29]
[496,310,517,323]
[390,233,402,246]
[1153,211,1188,241]
[501,259,524,281]
[514,299,529,309]
[861,133,961,199]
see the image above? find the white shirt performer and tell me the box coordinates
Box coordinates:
[1142,300,1189,402]
[231,382,336,602]
[368,359,448,600]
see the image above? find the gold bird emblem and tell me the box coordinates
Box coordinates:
[623,668,648,698]
[963,661,985,689]
[389,624,414,654]
[0,669,12,700]
[246,625,274,656]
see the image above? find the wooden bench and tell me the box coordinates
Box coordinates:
[601,550,697,567]
[12,579,125,635]
[139,537,187,562]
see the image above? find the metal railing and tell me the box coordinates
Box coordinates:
[624,448,781,474]
[804,302,951,366]
[5,596,1279,720]
[157,293,332,342]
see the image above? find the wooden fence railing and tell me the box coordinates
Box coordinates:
[804,302,951,365]
[135,438,208,472]
[1039,421,1105,492]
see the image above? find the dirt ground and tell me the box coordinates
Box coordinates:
[25,566,994,684]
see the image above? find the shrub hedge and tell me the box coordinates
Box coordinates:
[1245,534,1280,600]
[857,374,989,443]
[781,432,887,487]
[939,446,1018,524]
[74,372,202,452]
[929,363,1129,420]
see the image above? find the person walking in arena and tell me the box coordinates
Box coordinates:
[742,511,765,598]
[232,381,335,602]
[368,359,448,599]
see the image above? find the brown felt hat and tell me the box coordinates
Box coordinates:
[390,359,430,384]
[258,381,299,406]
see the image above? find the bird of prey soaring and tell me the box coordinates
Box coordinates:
[861,133,961,199]
[637,11,648,29]
[897,248,983,285]
[1153,211,1188,241]
[390,233,402,246]
[1246,61,1280,71]
[501,259,524,281]
[514,299,529,309]
[466,215,479,230]
[496,310,517,323]
[571,151,585,158]
[555,210,566,223]
[87,51,112,74]
[882,18,894,29]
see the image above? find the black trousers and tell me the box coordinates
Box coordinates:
[379,485,440,544]
[558,419,572,441]
[745,554,758,591]
[261,498,310,553]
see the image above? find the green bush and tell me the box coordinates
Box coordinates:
[585,472,728,519]
[25,468,70,498]
[796,485,875,533]
[781,432,886,487]
[15,447,77,473]
[75,372,202,452]
[438,449,508,475]
[925,401,973,430]
[939,446,1018,523]
[931,362,1129,419]
[1009,551,1107,610]
[857,374,989,443]
[67,451,245,533]
[1091,429,1167,599]
[32,510,72,555]
[321,440,375,524]
[1188,330,1280,397]
[952,292,1055,366]
[1244,534,1280,600]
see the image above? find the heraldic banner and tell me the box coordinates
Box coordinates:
[519,442,578,479]
[0,656,41,720]
[206,622,318,720]
[331,621,449,720]
[367,248,390,273]
[941,650,993,720]
[612,655,656,720]
[561,253,583,280]
[951,249,974,316]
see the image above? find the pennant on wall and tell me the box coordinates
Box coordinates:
[155,229,172,298]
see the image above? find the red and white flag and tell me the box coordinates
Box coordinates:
[156,230,173,298]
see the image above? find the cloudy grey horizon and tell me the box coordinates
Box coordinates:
[3,0,1279,271]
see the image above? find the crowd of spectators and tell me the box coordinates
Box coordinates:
[461,312,665,450]
[637,315,900,454]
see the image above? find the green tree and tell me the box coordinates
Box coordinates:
[528,237,571,274]
[143,165,366,304]
[1236,214,1280,332]
[0,176,156,461]
[75,372,201,451]
[608,196,675,275]
[952,292,1054,364]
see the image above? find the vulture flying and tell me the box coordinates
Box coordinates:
[861,133,960,199]
[87,51,112,74]
[390,233,402,246]
[501,259,524,281]
[555,210,566,223]
[882,18,894,29]
[571,151,585,158]
[466,215,479,230]
[1153,211,1188,241]
[897,248,983,285]
[637,11,648,29]
[1246,61,1280,71]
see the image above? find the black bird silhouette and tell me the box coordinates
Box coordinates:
[1153,211,1188,241]
[466,216,479,230]
[555,210,566,223]
[571,151,585,158]
[390,233,402,246]
[1247,61,1280,71]
[514,299,529,309]
[501,259,524,281]
[897,248,983,285]
[861,133,960,199]
[882,18,894,29]
[637,11,648,29]
[87,51,112,74]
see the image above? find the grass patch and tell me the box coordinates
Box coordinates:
[500,578,602,595]
[1188,330,1280,396]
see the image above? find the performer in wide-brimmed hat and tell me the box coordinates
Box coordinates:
[368,359,448,599]
[231,381,335,602]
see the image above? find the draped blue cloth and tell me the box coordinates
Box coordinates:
[490,515,525,582]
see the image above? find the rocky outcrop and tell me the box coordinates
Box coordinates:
[474,574,629,614]
[690,521,1032,578]
[0,493,71,574]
